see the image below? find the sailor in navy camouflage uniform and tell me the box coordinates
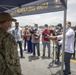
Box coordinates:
[0,13,22,75]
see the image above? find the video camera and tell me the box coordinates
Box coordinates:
[43,32,50,38]
[55,23,62,35]
[31,27,37,34]
[56,23,62,30]
[30,27,40,40]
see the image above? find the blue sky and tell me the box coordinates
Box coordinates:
[14,0,76,26]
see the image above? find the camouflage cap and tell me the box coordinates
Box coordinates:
[0,12,17,22]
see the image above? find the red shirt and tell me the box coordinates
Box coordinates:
[43,29,50,41]
[23,30,27,39]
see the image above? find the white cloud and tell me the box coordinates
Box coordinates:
[68,0,76,4]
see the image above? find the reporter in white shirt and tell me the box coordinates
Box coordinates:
[50,21,75,75]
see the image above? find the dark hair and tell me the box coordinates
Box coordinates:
[68,21,71,25]
[15,22,19,24]
[44,24,48,27]
[34,24,38,27]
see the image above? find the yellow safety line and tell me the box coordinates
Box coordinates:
[40,50,76,63]
[22,46,76,63]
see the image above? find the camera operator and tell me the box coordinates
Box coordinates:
[54,23,63,64]
[31,24,41,59]
[42,24,51,58]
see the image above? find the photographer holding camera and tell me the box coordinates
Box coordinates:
[42,24,51,58]
[54,23,63,64]
[31,24,41,59]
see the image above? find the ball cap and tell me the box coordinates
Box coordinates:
[0,12,17,22]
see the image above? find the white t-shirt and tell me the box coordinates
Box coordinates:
[57,28,75,53]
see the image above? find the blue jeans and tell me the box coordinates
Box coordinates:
[27,37,33,53]
[43,41,50,57]
[24,38,27,50]
[56,44,62,61]
[32,42,40,56]
[64,52,72,75]
[17,41,23,57]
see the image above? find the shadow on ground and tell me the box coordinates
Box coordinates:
[51,70,61,75]
[28,56,39,62]
[47,60,62,69]
[41,56,51,59]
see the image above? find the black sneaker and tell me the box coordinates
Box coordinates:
[31,55,35,57]
[24,49,26,51]
[55,61,59,65]
[20,56,25,59]
[48,55,50,58]
[63,70,71,74]
[42,55,45,58]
